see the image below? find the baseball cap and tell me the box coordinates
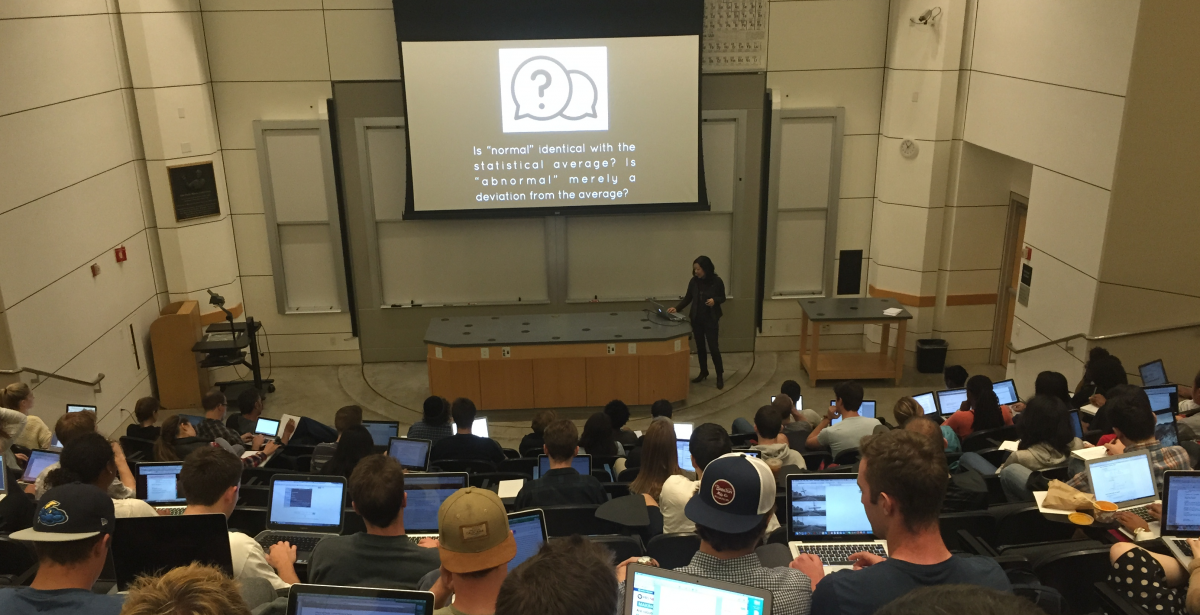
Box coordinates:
[11,483,115,542]
[437,487,517,573]
[684,452,776,533]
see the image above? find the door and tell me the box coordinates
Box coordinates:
[992,194,1028,365]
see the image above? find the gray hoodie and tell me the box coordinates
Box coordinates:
[752,442,807,470]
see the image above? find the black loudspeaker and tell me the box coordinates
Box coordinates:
[837,250,863,295]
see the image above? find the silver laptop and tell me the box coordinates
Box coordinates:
[402,472,468,541]
[287,584,434,615]
[786,474,888,572]
[257,475,346,565]
[625,564,773,615]
[135,462,186,515]
[1085,450,1160,518]
[1161,471,1200,568]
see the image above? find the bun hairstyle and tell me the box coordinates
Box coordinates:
[2,382,31,411]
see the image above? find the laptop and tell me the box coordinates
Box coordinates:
[1085,450,1160,519]
[829,400,876,425]
[674,422,693,440]
[451,417,490,438]
[507,509,548,572]
[253,417,281,438]
[912,392,939,416]
[1067,409,1085,439]
[21,449,60,483]
[287,584,434,615]
[403,472,469,541]
[361,420,400,447]
[1155,407,1181,448]
[1146,385,1179,414]
[535,454,591,479]
[773,394,803,412]
[257,475,346,565]
[0,454,8,502]
[135,462,186,515]
[47,434,62,451]
[1141,359,1170,387]
[625,564,772,615]
[676,439,694,472]
[1161,471,1200,568]
[66,404,97,413]
[993,379,1020,405]
[112,514,233,591]
[786,474,888,572]
[936,388,968,415]
[387,437,431,471]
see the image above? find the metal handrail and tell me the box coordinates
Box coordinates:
[1008,319,1200,355]
[0,367,104,392]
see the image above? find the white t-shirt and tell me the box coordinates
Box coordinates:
[1181,399,1199,414]
[659,474,781,535]
[229,531,290,591]
[113,498,159,518]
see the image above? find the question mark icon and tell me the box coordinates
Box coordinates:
[531,70,552,109]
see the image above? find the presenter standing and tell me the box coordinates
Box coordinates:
[667,256,726,389]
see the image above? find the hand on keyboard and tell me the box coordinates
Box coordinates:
[266,541,298,570]
[794,544,887,567]
[848,551,886,570]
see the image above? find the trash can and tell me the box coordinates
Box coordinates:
[915,338,948,374]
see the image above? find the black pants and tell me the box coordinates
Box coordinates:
[693,317,723,375]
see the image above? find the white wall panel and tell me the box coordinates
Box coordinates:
[201,0,320,9]
[886,0,967,71]
[0,0,107,19]
[870,201,942,272]
[278,225,341,311]
[323,0,391,7]
[203,11,329,82]
[702,119,737,213]
[0,15,121,116]
[118,0,201,13]
[768,0,889,71]
[880,68,958,141]
[941,204,1007,271]
[231,214,272,276]
[223,149,265,214]
[1025,167,1110,279]
[875,137,950,207]
[1013,248,1097,343]
[772,210,826,294]
[133,84,219,160]
[836,197,873,253]
[839,135,878,199]
[157,216,239,293]
[263,130,329,222]
[325,10,402,81]
[121,11,209,89]
[766,69,884,135]
[777,117,833,210]
[212,81,332,149]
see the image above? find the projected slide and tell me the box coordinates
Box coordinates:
[401,36,700,214]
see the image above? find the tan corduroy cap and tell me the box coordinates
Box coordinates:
[437,487,517,573]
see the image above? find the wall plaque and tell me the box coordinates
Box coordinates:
[168,162,221,222]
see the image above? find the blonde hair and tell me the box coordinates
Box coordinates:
[120,563,250,615]
[2,382,31,411]
[891,397,922,427]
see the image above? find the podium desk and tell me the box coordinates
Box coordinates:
[425,312,691,410]
[798,297,912,385]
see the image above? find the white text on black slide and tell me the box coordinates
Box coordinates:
[473,142,639,203]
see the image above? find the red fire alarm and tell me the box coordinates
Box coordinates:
[115,246,127,262]
[1023,246,1033,261]
[90,263,101,277]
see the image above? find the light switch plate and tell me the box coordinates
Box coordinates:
[480,348,490,359]
[435,347,442,358]
[628,343,637,354]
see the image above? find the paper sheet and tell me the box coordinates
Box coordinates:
[1033,491,1075,515]
[277,414,302,438]
[999,440,1020,452]
[1071,446,1108,461]
[883,307,903,316]
[498,479,524,499]
[1080,404,1099,416]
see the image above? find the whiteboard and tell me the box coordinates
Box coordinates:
[772,210,827,295]
[777,117,833,211]
[265,130,330,222]
[279,224,341,311]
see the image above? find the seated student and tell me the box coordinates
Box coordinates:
[430,398,505,465]
[801,430,1011,615]
[958,396,1083,499]
[35,410,135,499]
[750,405,807,470]
[633,400,675,451]
[495,535,618,615]
[1106,507,1200,615]
[1072,348,1128,409]
[430,488,517,615]
[308,454,441,588]
[154,415,276,469]
[408,396,454,445]
[125,397,162,441]
[43,433,157,518]
[629,419,683,503]
[876,585,1043,615]
[4,382,52,451]
[197,391,271,456]
[230,389,295,444]
[941,376,1013,438]
[659,423,781,535]
[313,405,363,473]
[1181,370,1200,415]
[120,563,253,615]
[518,409,557,457]
[782,379,825,427]
[605,400,639,451]
[0,398,27,469]
[807,381,881,459]
[320,424,375,480]
[903,418,987,512]
[514,419,607,508]
[579,412,624,457]
[0,484,125,615]
[891,397,959,453]
[180,447,298,590]
[1025,370,1075,413]
[944,365,968,390]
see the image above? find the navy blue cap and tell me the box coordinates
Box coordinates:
[11,483,115,542]
[685,453,776,533]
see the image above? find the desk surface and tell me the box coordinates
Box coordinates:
[424,311,691,347]
[797,297,912,322]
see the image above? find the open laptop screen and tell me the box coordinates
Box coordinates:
[404,474,468,534]
[788,476,872,539]
[254,418,281,438]
[1155,409,1180,447]
[676,440,694,472]
[537,455,590,478]
[137,463,184,505]
[1164,473,1200,534]
[67,404,96,413]
[913,392,938,416]
[290,587,433,615]
[1089,452,1157,506]
[1146,385,1178,413]
[269,479,344,530]
[829,400,876,425]
[627,566,769,615]
[508,510,546,572]
[936,389,968,415]
[21,450,60,483]
[1141,360,1169,387]
[1068,410,1084,440]
[388,438,431,471]
[674,423,693,440]
[361,421,400,446]
[993,380,1019,405]
[773,395,803,411]
[451,417,489,438]
[112,514,233,591]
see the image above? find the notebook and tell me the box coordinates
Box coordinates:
[66,404,96,413]
[361,421,400,447]
[535,454,590,479]
[257,475,346,565]
[387,437,432,471]
[403,472,469,540]
[674,423,693,440]
[676,439,694,472]
[112,514,233,591]
[935,388,968,415]
[625,564,773,615]
[287,584,434,615]
[452,417,490,438]
[1162,471,1200,568]
[135,462,186,515]
[21,449,59,483]
[507,509,547,572]
[1141,359,1169,387]
[829,400,876,425]
[912,392,939,416]
[786,474,888,572]
[254,417,281,438]
[993,379,1020,405]
[1085,450,1160,516]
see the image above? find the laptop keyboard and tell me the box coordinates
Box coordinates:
[794,543,886,566]
[257,533,323,554]
[155,507,185,516]
[1128,505,1156,522]
[408,535,435,545]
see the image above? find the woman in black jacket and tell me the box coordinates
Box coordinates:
[667,255,727,389]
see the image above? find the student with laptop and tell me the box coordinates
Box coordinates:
[125,397,162,441]
[431,398,504,465]
[807,381,881,459]
[514,419,607,508]
[890,397,960,453]
[197,391,270,456]
[313,404,364,473]
[3,382,52,452]
[496,535,619,615]
[942,376,1014,438]
[0,484,124,615]
[33,410,135,500]
[802,430,1010,615]
[43,432,157,518]
[750,405,807,469]
[1062,392,1190,495]
[429,488,518,615]
[178,447,299,590]
[605,399,640,450]
[408,396,454,445]
[307,454,441,588]
[318,425,375,479]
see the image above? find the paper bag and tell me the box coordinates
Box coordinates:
[1043,479,1096,512]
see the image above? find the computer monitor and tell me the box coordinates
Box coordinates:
[912,392,939,416]
[21,449,60,483]
[266,476,346,534]
[451,417,489,438]
[1085,450,1158,508]
[135,462,185,506]
[624,565,772,615]
[1156,408,1181,448]
[112,514,233,591]
[787,474,873,540]
[1141,359,1169,387]
[936,388,968,415]
[1163,471,1200,535]
[507,509,547,572]
[402,473,469,534]
[1146,385,1179,414]
[387,437,431,471]
[829,400,875,425]
[1067,410,1084,440]
[992,379,1020,405]
[66,404,96,413]
[676,439,694,472]
[361,421,400,447]
[536,455,591,479]
[673,422,693,440]
[287,585,435,615]
[254,417,281,438]
[772,394,803,411]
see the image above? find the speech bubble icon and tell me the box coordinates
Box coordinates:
[511,56,571,120]
[560,70,599,120]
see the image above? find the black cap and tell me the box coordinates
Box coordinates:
[11,483,115,542]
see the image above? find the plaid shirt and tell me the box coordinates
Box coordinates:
[1065,441,1190,493]
[198,418,245,449]
[676,552,812,615]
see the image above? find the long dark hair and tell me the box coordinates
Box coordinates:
[46,432,113,489]
[578,413,617,457]
[155,415,185,462]
[629,419,681,501]
[693,255,716,278]
[1034,371,1073,408]
[322,425,375,479]
[1017,395,1074,454]
[972,390,1004,432]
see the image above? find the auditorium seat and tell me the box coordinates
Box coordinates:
[0,537,37,586]
[646,533,701,569]
[431,459,496,474]
[119,437,155,462]
[498,458,536,477]
[962,425,1018,452]
[833,448,861,466]
[342,508,366,535]
[602,482,631,500]
[765,526,787,546]
[801,451,832,470]
[242,467,285,486]
[469,472,532,489]
[237,484,270,507]
[617,468,639,482]
[502,448,520,459]
[1093,581,1148,615]
[534,505,624,537]
[1030,547,1111,614]
[591,468,614,482]
[729,433,755,447]
[993,506,1078,550]
[583,534,644,561]
[938,511,996,553]
[228,506,268,536]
